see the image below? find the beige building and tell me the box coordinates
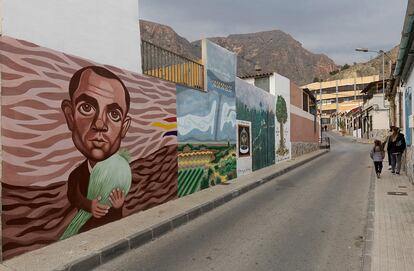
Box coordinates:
[303,75,380,128]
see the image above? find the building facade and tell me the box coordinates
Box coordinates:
[303,75,380,129]
[389,0,414,182]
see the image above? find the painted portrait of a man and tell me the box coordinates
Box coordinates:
[61,66,131,232]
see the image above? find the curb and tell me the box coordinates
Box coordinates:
[54,150,329,271]
[360,168,376,271]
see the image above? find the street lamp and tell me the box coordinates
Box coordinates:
[355,48,390,108]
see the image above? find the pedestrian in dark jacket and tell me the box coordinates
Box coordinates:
[383,126,395,169]
[371,140,385,178]
[388,127,406,175]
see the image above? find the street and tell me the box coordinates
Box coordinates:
[96,133,372,271]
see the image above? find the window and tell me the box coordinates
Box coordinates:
[321,83,369,94]
[254,77,270,92]
[303,92,309,112]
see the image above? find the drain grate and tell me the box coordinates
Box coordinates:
[387,192,408,196]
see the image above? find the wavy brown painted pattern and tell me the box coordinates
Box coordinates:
[1,36,178,260]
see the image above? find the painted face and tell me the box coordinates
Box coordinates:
[63,69,131,163]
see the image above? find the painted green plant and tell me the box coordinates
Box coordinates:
[60,150,132,240]
[276,95,289,156]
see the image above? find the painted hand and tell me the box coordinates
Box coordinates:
[109,188,125,209]
[91,196,109,218]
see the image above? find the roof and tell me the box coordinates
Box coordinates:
[394,0,414,80]
[239,72,273,79]
[347,106,362,116]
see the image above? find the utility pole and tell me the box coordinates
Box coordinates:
[381,50,387,109]
[355,48,389,108]
[354,76,357,101]
[320,79,323,140]
[336,80,339,130]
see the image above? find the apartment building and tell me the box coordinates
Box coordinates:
[303,75,380,128]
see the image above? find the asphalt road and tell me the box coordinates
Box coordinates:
[96,133,372,271]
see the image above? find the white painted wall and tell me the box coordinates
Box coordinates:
[244,78,255,86]
[372,110,389,130]
[2,0,141,73]
[269,74,276,96]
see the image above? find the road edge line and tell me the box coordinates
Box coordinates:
[360,167,376,271]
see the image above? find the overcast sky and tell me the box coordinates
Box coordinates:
[140,0,407,65]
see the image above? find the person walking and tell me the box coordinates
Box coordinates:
[371,140,385,178]
[383,126,395,170]
[388,127,406,175]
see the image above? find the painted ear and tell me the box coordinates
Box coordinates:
[121,116,131,138]
[61,99,75,131]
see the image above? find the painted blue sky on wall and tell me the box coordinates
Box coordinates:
[205,40,236,94]
[236,78,275,113]
[176,85,236,144]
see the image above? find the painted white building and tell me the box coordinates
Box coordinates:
[1,0,142,73]
[360,91,390,141]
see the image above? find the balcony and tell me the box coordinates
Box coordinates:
[141,40,204,90]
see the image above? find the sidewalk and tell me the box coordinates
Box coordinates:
[0,150,328,271]
[364,167,414,271]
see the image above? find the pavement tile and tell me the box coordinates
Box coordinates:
[371,169,414,271]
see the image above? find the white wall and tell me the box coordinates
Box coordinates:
[372,110,389,130]
[244,78,255,86]
[2,0,141,73]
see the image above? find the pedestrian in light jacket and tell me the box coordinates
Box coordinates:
[388,127,406,175]
[371,140,385,178]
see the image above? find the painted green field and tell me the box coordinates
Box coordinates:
[178,167,206,197]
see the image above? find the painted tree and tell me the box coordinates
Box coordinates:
[276,95,288,154]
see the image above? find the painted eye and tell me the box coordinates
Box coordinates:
[108,110,121,122]
[78,103,95,116]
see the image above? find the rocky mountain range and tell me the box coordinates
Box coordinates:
[140,20,397,85]
[324,46,399,82]
[140,20,337,85]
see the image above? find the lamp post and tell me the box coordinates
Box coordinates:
[355,48,390,108]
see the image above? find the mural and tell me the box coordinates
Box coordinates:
[274,76,291,162]
[236,79,275,171]
[176,85,236,197]
[236,120,252,176]
[177,40,237,197]
[405,87,412,146]
[276,95,289,157]
[1,36,178,259]
[203,39,236,96]
[238,123,251,158]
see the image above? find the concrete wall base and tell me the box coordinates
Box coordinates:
[404,146,414,184]
[291,142,320,159]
